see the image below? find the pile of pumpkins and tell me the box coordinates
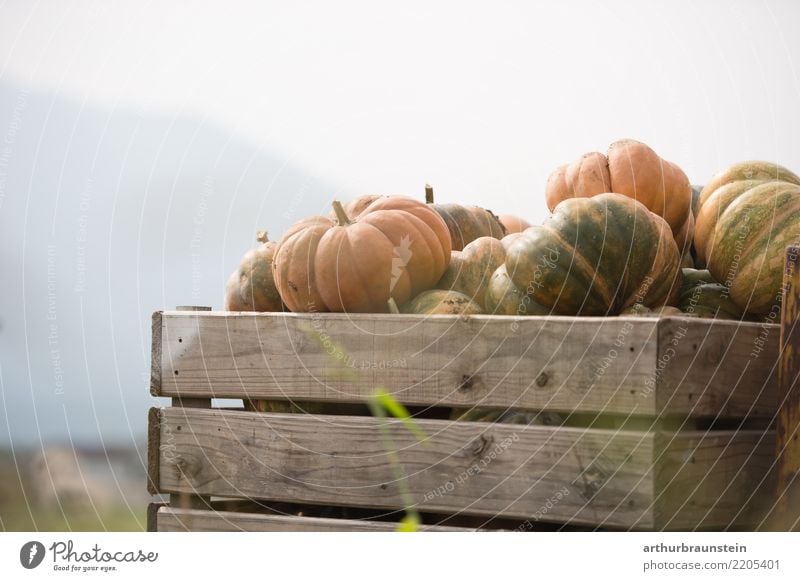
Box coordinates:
[224,139,800,322]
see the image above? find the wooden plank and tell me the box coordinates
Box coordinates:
[657,318,779,417]
[777,245,800,529]
[157,311,662,415]
[654,430,775,530]
[154,507,473,532]
[150,311,162,396]
[166,378,212,510]
[146,408,161,496]
[147,502,165,532]
[155,311,779,417]
[152,407,657,529]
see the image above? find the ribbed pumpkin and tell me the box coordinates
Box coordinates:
[224,231,283,312]
[273,196,451,312]
[436,236,507,307]
[484,265,549,315]
[336,194,385,218]
[695,161,800,314]
[481,233,549,315]
[505,193,681,315]
[402,289,483,315]
[677,268,743,320]
[425,185,505,251]
[497,214,532,234]
[545,139,693,257]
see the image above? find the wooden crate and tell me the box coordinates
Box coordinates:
[148,310,781,531]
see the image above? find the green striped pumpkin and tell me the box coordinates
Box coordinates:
[695,162,800,315]
[402,289,484,315]
[677,268,743,320]
[436,236,507,307]
[505,193,681,315]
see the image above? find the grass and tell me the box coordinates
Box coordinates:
[0,505,145,532]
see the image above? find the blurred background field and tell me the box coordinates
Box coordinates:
[0,447,148,531]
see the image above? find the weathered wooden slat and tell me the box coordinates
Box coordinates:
[156,311,659,414]
[777,245,800,529]
[150,311,162,397]
[655,430,775,530]
[146,408,161,496]
[151,406,656,528]
[151,407,774,530]
[657,318,779,417]
[153,506,472,532]
[154,311,778,417]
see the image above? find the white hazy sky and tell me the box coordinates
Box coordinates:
[2,0,799,220]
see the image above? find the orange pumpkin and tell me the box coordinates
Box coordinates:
[273,196,451,313]
[336,194,385,218]
[694,161,800,314]
[497,214,532,234]
[545,139,693,256]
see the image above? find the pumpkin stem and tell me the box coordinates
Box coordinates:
[256,230,269,243]
[425,184,434,204]
[332,200,351,225]
[387,297,401,314]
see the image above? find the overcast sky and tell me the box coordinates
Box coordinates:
[1,0,799,446]
[3,0,799,216]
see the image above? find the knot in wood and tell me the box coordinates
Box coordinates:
[172,454,202,481]
[470,433,494,459]
[577,463,607,501]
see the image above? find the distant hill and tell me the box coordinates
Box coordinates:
[0,81,338,446]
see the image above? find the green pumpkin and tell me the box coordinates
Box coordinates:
[425,185,505,251]
[224,231,283,312]
[620,305,685,318]
[402,289,484,315]
[694,161,800,315]
[677,268,743,320]
[484,264,550,315]
[681,267,716,287]
[505,193,682,316]
[436,237,507,307]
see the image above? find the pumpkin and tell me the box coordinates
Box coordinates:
[425,184,505,250]
[224,231,283,311]
[694,161,800,314]
[480,233,549,315]
[505,193,682,315]
[691,185,703,219]
[436,236,507,307]
[402,289,483,315]
[497,214,532,234]
[436,233,551,315]
[620,305,685,318]
[484,265,550,315]
[335,194,385,218]
[545,139,693,257]
[273,196,451,312]
[677,268,743,320]
[681,268,716,287]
